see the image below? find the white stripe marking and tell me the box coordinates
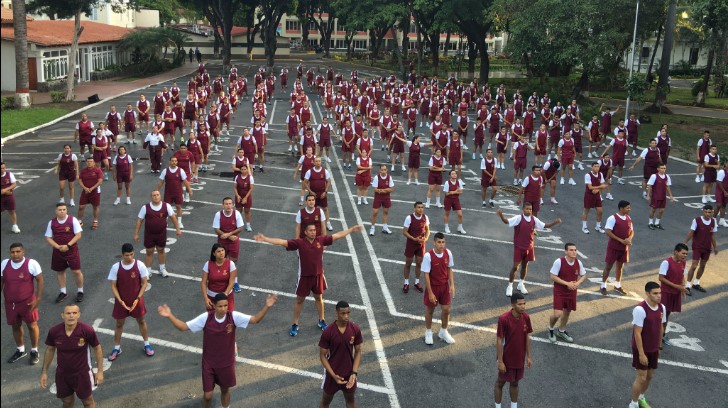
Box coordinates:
[187,199,343,221]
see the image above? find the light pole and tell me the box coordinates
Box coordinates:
[625,0,640,121]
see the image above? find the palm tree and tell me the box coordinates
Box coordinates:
[12,0,31,108]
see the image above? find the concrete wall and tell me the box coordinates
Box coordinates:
[624,39,710,74]
[135,9,159,28]
[1,39,17,91]
[180,30,290,58]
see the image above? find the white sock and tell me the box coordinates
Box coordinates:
[235,277,239,284]
[614,282,621,288]
[144,341,150,346]
[17,346,25,352]
[600,282,606,289]
[77,287,84,293]
[60,287,67,294]
[511,402,517,408]
[404,279,409,285]
[582,221,587,228]
[693,279,700,285]
[595,222,600,228]
[686,282,692,288]
[31,347,38,352]
[436,198,441,204]
[655,218,661,225]
[159,264,166,270]
[648,217,653,224]
[415,278,420,284]
[300,196,304,202]
[114,344,121,349]
[639,394,645,401]
[495,404,502,408]
[519,279,525,285]
[458,224,463,229]
[426,198,430,204]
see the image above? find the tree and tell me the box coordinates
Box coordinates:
[442,0,495,82]
[690,0,728,105]
[412,0,446,76]
[179,0,240,67]
[258,0,295,67]
[27,0,99,102]
[653,0,678,110]
[12,0,30,108]
[132,0,183,27]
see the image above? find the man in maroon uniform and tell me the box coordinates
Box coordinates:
[319,300,363,408]
[658,243,688,346]
[497,204,561,297]
[77,157,103,230]
[370,164,395,236]
[136,94,150,134]
[517,166,544,217]
[1,162,20,233]
[40,305,104,407]
[628,282,665,408]
[646,164,675,229]
[107,243,154,361]
[295,194,326,239]
[402,201,430,294]
[683,205,719,294]
[303,157,334,232]
[495,293,532,408]
[158,293,277,408]
[581,162,607,234]
[600,200,633,295]
[422,232,456,345]
[134,190,181,279]
[46,203,85,303]
[2,243,43,364]
[213,197,245,293]
[156,156,193,229]
[601,129,628,185]
[254,224,361,336]
[73,113,95,157]
[629,138,663,199]
[480,149,499,207]
[547,243,586,344]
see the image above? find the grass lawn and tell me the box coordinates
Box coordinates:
[589,87,728,109]
[1,103,82,137]
[637,113,728,161]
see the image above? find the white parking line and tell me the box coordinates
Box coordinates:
[198,176,301,192]
[188,198,343,222]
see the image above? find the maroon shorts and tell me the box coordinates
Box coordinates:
[55,369,95,400]
[184,112,195,121]
[528,201,541,216]
[481,177,497,188]
[319,138,331,148]
[116,173,131,183]
[59,171,77,182]
[1,195,16,212]
[79,140,92,150]
[644,166,658,180]
[428,171,443,185]
[404,240,425,258]
[489,125,499,135]
[372,195,391,209]
[661,292,682,313]
[650,199,666,209]
[691,249,710,261]
[79,191,100,207]
[474,135,485,147]
[584,192,603,209]
[92,151,108,163]
[498,367,524,383]
[448,153,461,165]
[627,133,638,144]
[605,248,629,265]
[112,298,146,320]
[4,297,39,325]
[51,247,81,271]
[138,113,149,122]
[613,157,625,168]
[562,156,574,166]
[632,349,659,370]
[124,122,136,133]
[236,197,252,211]
[496,143,507,154]
[314,192,328,209]
[164,191,183,205]
[355,173,371,187]
[513,247,535,263]
[553,292,577,311]
[393,142,405,154]
[444,196,461,211]
[220,239,240,260]
[514,157,527,170]
[408,156,420,169]
[322,372,356,396]
[549,134,560,145]
[341,143,354,153]
[716,190,727,206]
[144,231,167,249]
[207,293,234,311]
[296,274,327,297]
[535,146,546,156]
[424,283,451,307]
[202,361,236,392]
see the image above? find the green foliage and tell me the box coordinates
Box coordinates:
[119,27,190,67]
[50,92,66,103]
[691,79,703,97]
[0,96,15,111]
[625,75,647,105]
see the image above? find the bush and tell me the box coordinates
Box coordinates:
[50,92,66,103]
[0,96,15,110]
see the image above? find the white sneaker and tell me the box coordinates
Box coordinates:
[126,197,131,205]
[702,196,708,204]
[695,175,701,183]
[617,178,625,185]
[407,180,411,185]
[444,225,451,234]
[472,153,476,160]
[113,198,121,206]
[719,220,728,227]
[11,225,20,234]
[288,145,292,152]
[424,330,434,345]
[642,191,647,198]
[632,150,637,157]
[577,163,584,171]
[382,226,392,234]
[595,225,605,234]
[326,156,332,163]
[517,282,528,294]
[505,284,513,297]
[606,193,613,200]
[587,153,593,158]
[363,198,369,205]
[245,224,252,232]
[480,154,484,159]
[487,143,492,150]
[58,198,65,204]
[708,196,716,203]
[326,221,333,231]
[457,225,466,234]
[560,178,565,185]
[569,178,576,185]
[438,329,455,344]
[401,165,406,171]
[391,165,395,171]
[69,200,76,207]
[540,198,544,205]
[513,179,519,186]
[369,226,375,236]
[551,197,558,204]
[582,226,590,234]
[700,174,705,182]
[425,202,430,209]
[160,267,169,278]
[183,193,190,202]
[415,180,420,186]
[437,202,442,208]
[463,145,469,150]
[178,220,184,229]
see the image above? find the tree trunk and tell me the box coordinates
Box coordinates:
[415,22,422,77]
[392,27,404,79]
[12,0,30,108]
[301,17,310,49]
[696,45,714,105]
[645,23,663,87]
[443,31,451,57]
[467,40,476,77]
[429,31,440,76]
[67,9,82,102]
[653,0,677,109]
[571,70,589,100]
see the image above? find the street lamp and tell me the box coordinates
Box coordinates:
[625,0,640,121]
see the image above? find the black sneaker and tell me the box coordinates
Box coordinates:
[489,202,494,208]
[692,284,707,293]
[655,224,664,230]
[55,292,69,303]
[7,349,27,363]
[75,292,85,302]
[29,350,39,365]
[686,287,692,296]
[648,223,655,230]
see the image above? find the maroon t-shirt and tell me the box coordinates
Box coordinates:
[113,260,143,304]
[2,258,35,303]
[318,321,363,376]
[607,214,632,251]
[692,217,715,252]
[79,167,103,190]
[144,202,169,235]
[553,257,580,297]
[497,311,532,369]
[660,257,685,295]
[632,301,662,353]
[206,259,233,294]
[202,311,236,368]
[513,215,537,250]
[45,321,100,375]
[286,235,334,277]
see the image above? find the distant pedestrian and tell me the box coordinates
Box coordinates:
[55,145,79,207]
[627,281,665,408]
[76,157,103,230]
[188,48,194,63]
[319,300,362,408]
[195,47,202,64]
[494,293,532,408]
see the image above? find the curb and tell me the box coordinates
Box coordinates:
[590,97,728,114]
[2,68,198,143]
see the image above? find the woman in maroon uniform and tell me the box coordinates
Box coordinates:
[156,157,192,229]
[442,170,466,234]
[55,145,79,207]
[112,146,134,206]
[91,129,110,181]
[406,134,431,186]
[600,200,633,295]
[426,148,447,208]
[389,123,408,172]
[480,149,499,207]
[77,157,103,230]
[158,293,277,408]
[628,282,665,408]
[201,244,238,311]
[547,243,587,344]
[448,131,464,179]
[355,149,372,205]
[233,166,254,231]
[370,165,395,236]
[340,118,356,169]
[495,294,532,408]
[293,146,316,205]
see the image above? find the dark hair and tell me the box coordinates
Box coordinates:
[523,201,533,209]
[511,293,525,304]
[645,281,660,293]
[213,293,229,304]
[306,193,317,201]
[9,242,23,250]
[433,232,445,241]
[618,200,630,209]
[303,222,318,231]
[121,243,134,253]
[336,300,350,310]
[222,196,233,203]
[56,202,67,208]
[564,242,576,250]
[210,243,227,261]
[414,201,423,207]
[674,243,689,252]
[702,204,713,211]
